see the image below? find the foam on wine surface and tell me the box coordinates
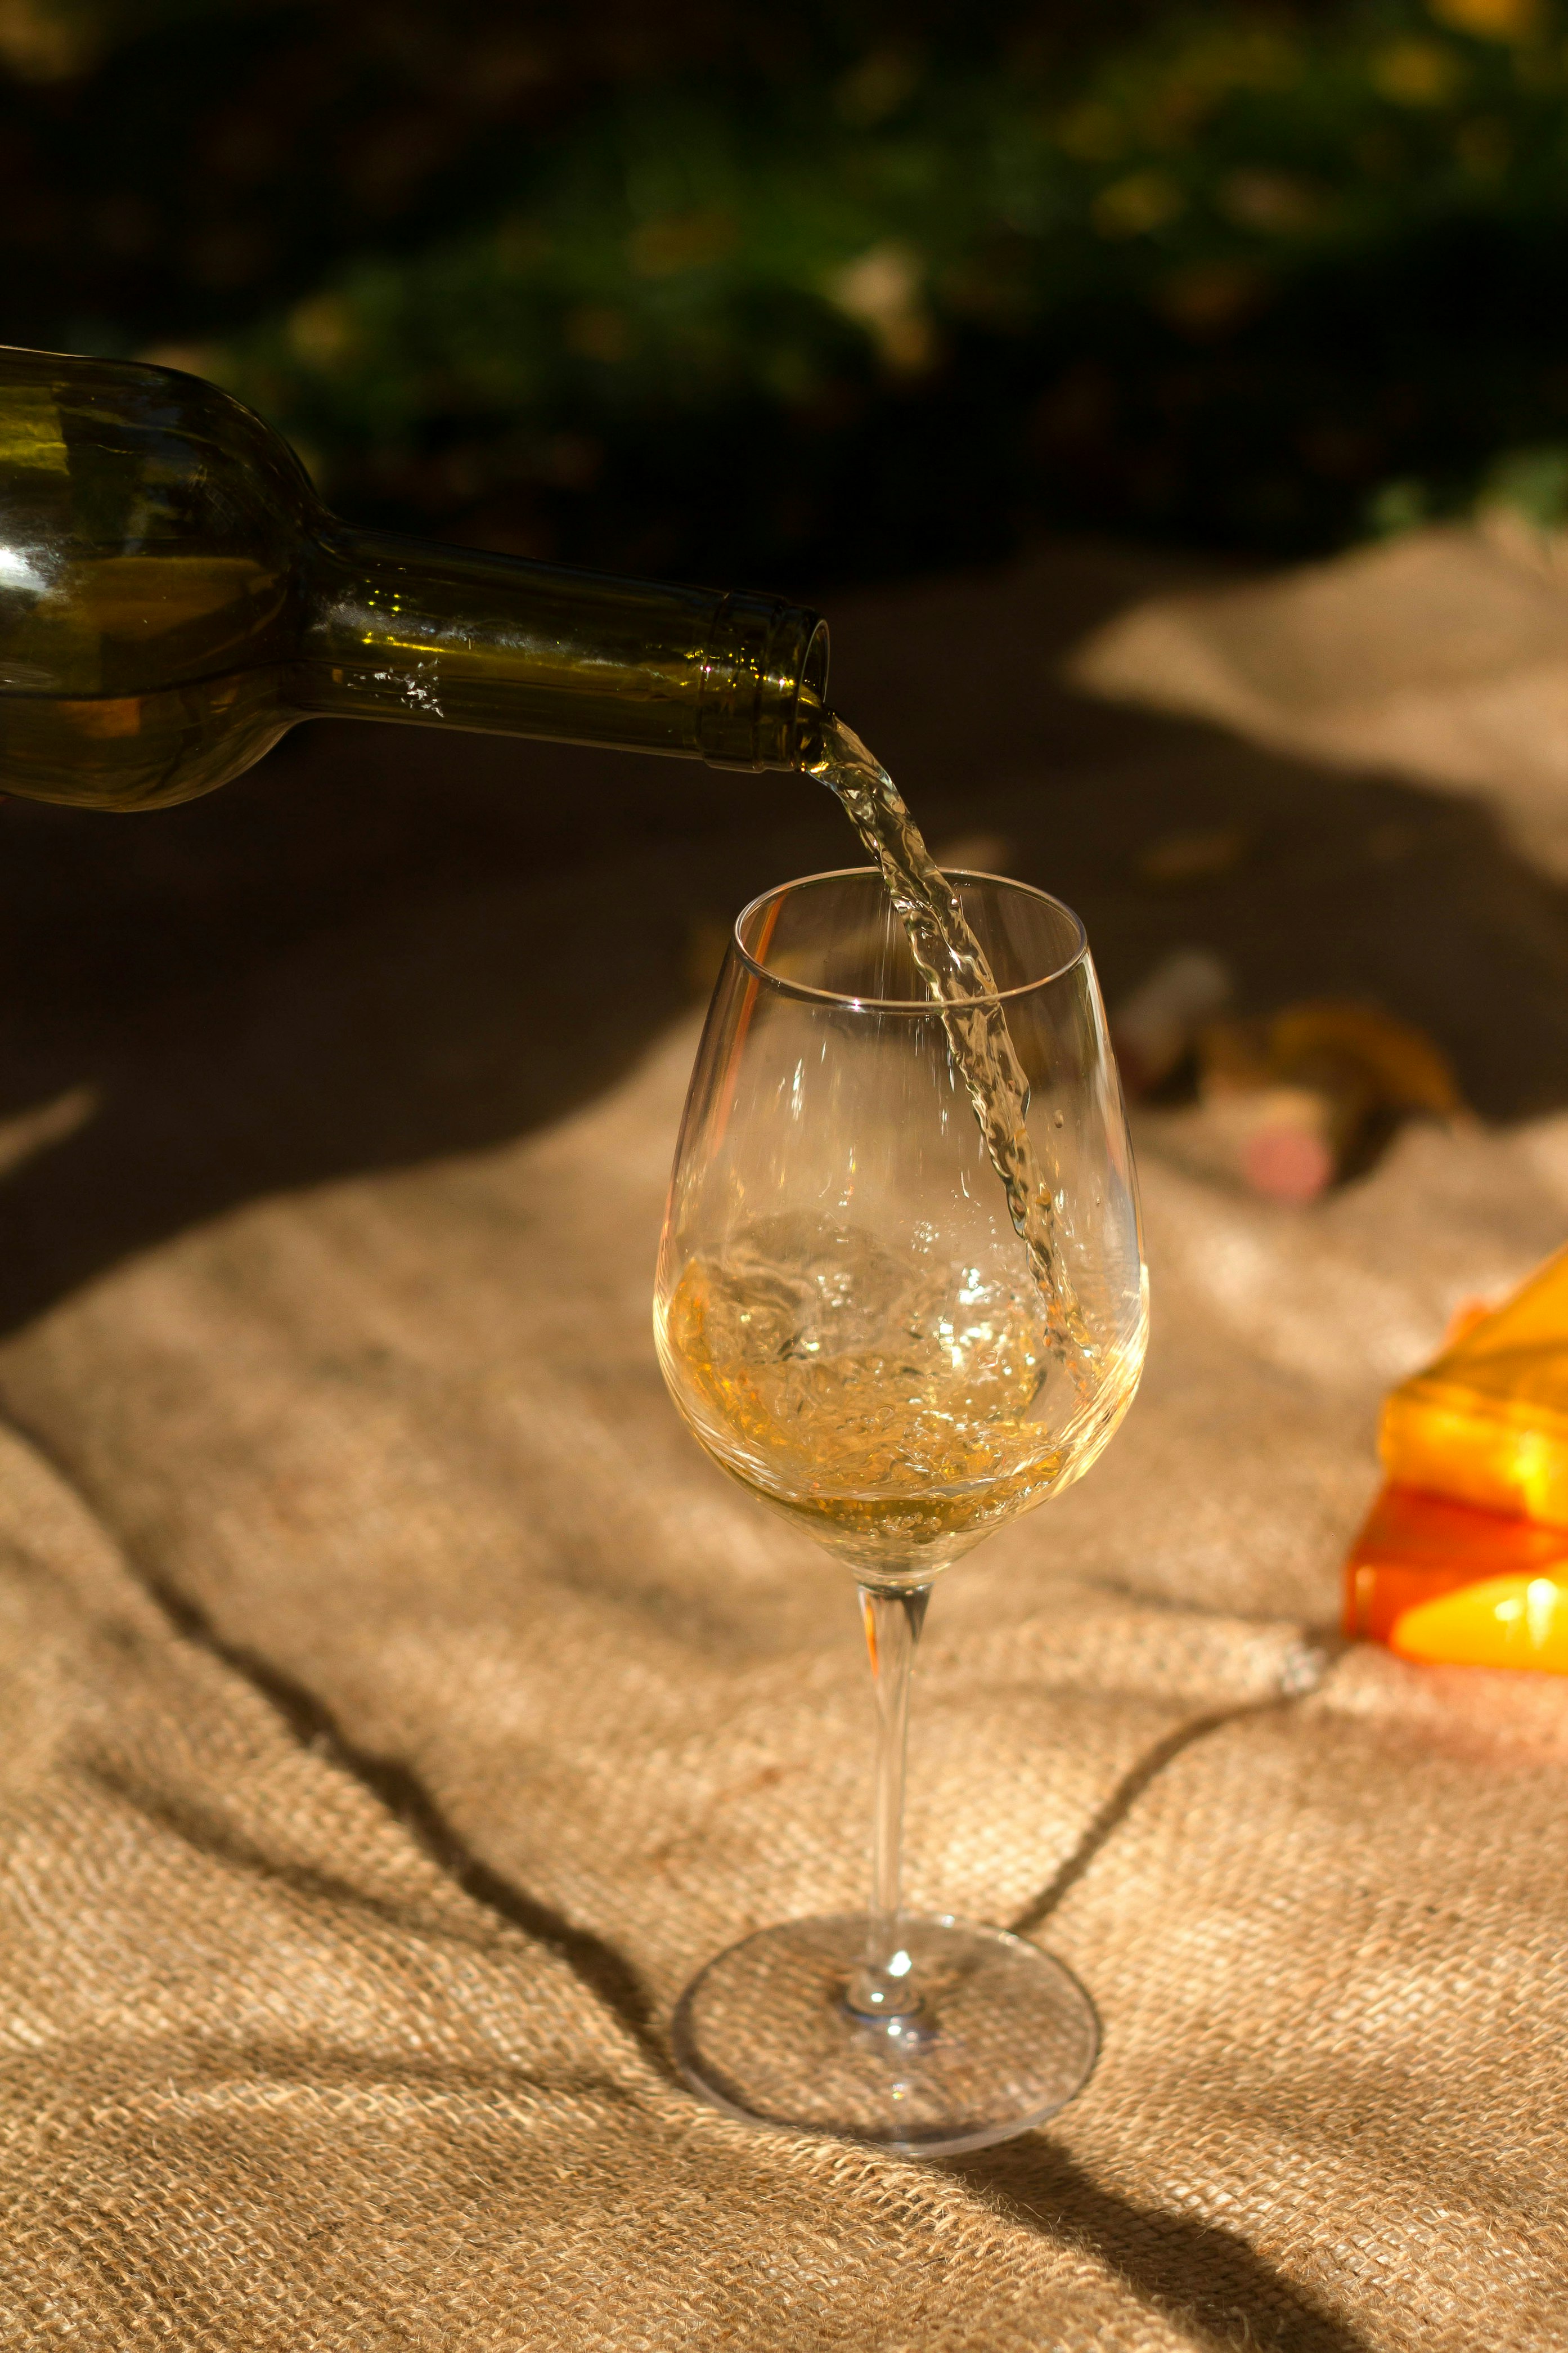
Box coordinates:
[661,1214,1067,1574]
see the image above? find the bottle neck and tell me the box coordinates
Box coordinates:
[289,525,828,771]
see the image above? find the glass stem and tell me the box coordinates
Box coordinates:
[847,1583,931,2020]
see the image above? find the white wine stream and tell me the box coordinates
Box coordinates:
[807,712,1091,1380]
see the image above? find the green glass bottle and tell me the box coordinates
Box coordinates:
[0,345,829,812]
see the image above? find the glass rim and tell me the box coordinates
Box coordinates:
[731,866,1089,1011]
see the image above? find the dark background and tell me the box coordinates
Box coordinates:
[6,0,1568,581]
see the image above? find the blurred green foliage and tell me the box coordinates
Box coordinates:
[6,0,1568,577]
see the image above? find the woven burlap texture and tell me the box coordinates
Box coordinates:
[1070,521,1568,877]
[3,545,1568,2348]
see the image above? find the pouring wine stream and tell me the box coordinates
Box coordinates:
[807,712,1094,1384]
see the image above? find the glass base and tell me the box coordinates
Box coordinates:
[671,1913,1098,2157]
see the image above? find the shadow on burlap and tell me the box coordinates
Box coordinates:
[2,542,1567,2348]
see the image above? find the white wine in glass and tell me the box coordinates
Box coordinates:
[654,864,1148,2154]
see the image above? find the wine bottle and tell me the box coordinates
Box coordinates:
[0,345,829,812]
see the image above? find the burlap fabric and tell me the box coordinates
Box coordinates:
[1071,521,1568,879]
[2,544,1567,2349]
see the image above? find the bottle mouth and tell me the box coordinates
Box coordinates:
[697,595,830,770]
[799,617,830,717]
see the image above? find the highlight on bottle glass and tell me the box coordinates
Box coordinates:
[654,866,1148,2155]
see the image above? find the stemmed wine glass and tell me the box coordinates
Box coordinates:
[654,866,1148,2155]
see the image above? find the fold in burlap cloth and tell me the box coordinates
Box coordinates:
[3,541,1567,2349]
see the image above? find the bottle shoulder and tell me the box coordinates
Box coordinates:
[0,347,312,699]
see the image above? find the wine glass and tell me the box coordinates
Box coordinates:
[654,866,1148,2155]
